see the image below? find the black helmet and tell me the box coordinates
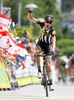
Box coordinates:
[45,15,54,23]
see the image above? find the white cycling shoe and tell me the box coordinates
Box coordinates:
[37,72,42,79]
[49,85,54,91]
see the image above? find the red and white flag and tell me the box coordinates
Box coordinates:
[0,13,34,70]
[0,13,12,31]
[0,31,12,49]
[0,13,12,49]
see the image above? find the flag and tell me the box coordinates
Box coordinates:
[0,13,12,31]
[0,13,34,70]
[0,31,12,49]
[0,13,12,49]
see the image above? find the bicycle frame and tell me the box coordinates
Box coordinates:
[43,56,49,97]
[35,53,52,97]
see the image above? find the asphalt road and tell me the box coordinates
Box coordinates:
[0,82,74,100]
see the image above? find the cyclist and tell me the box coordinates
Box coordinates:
[68,54,74,79]
[27,9,56,88]
[69,54,74,67]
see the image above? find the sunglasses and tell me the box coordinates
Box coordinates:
[45,20,52,24]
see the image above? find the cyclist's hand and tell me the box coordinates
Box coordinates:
[51,51,56,60]
[28,8,34,13]
[51,51,54,56]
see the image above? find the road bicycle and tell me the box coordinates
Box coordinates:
[35,53,54,97]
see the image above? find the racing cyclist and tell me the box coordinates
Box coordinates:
[27,9,56,89]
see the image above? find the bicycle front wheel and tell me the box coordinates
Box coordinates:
[43,65,49,97]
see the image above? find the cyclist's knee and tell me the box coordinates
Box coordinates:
[36,46,42,54]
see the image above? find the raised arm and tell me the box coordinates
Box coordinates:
[27,9,37,23]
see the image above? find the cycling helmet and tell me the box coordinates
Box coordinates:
[45,15,54,23]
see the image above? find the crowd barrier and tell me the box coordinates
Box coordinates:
[0,67,11,89]
[0,61,41,90]
[17,76,41,87]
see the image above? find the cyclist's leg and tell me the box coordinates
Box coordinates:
[36,46,42,72]
[46,56,52,82]
[36,41,43,78]
[43,45,54,89]
[43,45,52,81]
[46,57,54,90]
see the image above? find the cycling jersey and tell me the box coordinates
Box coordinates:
[36,21,56,54]
[37,21,56,45]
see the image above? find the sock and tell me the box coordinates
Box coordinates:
[48,72,52,80]
[38,66,41,72]
[48,72,53,85]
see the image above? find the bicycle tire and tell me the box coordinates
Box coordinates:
[43,65,49,97]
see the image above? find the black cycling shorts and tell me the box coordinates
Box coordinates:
[36,41,51,54]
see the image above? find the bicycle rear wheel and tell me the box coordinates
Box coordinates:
[43,65,49,97]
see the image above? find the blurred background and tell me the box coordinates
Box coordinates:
[0,0,74,91]
[0,0,74,56]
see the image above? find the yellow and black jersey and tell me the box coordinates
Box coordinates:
[37,21,56,45]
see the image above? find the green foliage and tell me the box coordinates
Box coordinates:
[57,39,74,48]
[3,0,18,23]
[57,39,74,56]
[3,0,74,57]
[62,46,74,56]
[3,0,62,39]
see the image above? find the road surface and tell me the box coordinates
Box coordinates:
[0,82,74,100]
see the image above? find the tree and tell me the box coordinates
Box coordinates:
[3,0,62,39]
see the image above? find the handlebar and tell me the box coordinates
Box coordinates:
[34,53,52,57]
